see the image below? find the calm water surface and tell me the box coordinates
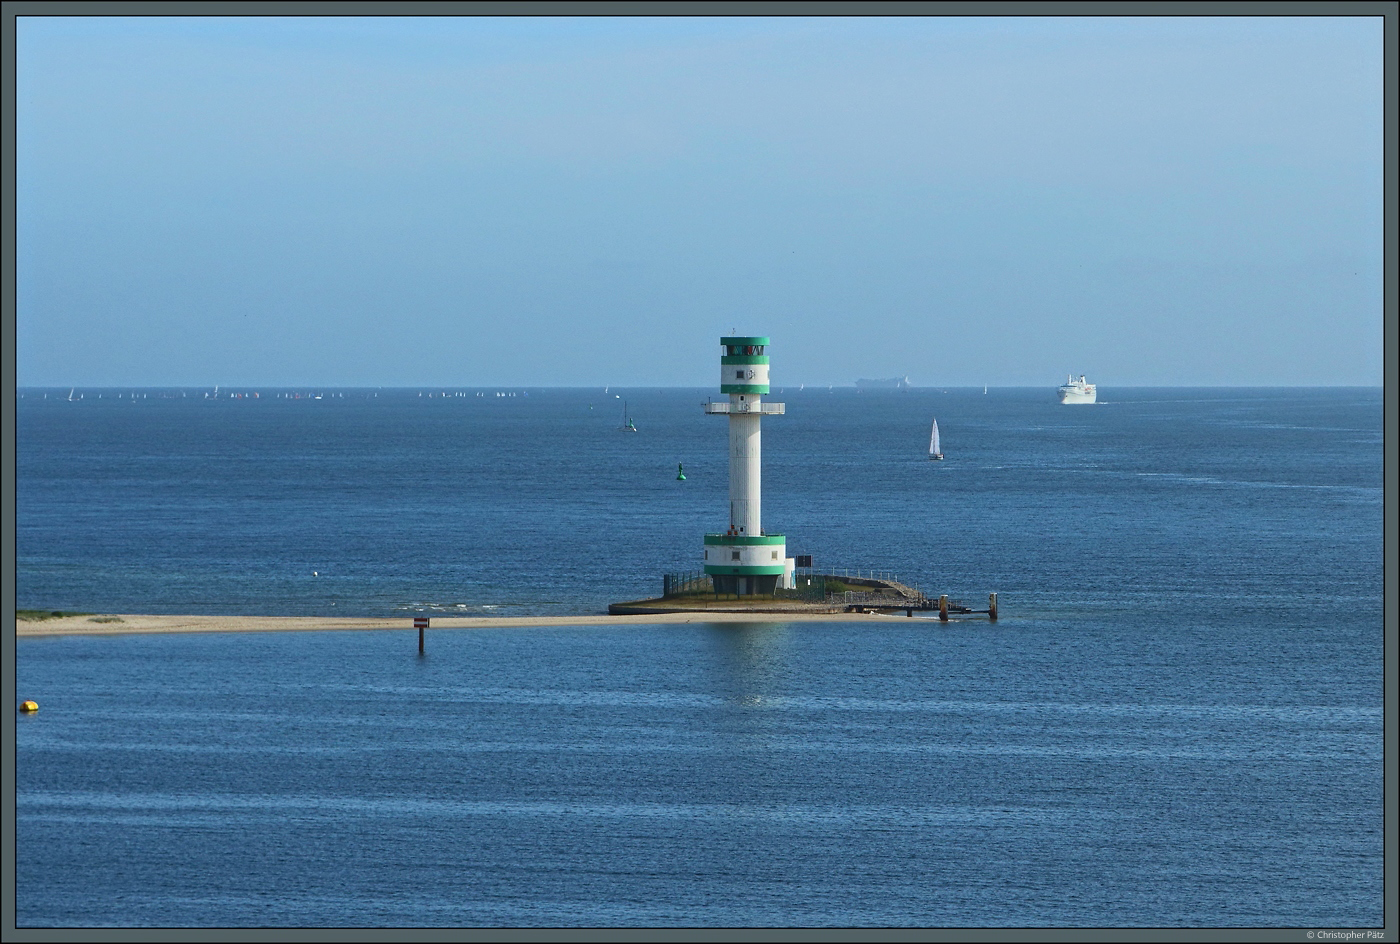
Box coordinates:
[15,387,1383,927]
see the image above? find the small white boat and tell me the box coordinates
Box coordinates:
[929,419,944,460]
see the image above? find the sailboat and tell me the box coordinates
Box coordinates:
[619,401,638,432]
[928,418,944,460]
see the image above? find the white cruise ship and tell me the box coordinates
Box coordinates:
[1057,374,1097,404]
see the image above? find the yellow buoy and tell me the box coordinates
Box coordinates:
[19,700,39,713]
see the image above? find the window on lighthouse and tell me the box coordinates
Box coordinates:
[732,551,740,561]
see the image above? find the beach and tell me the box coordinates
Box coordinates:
[15,610,893,637]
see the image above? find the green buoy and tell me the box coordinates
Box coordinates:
[676,463,686,481]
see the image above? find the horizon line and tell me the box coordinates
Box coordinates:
[14,383,1386,391]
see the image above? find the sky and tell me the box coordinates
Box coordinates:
[14,15,1385,387]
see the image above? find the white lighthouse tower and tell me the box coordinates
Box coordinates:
[702,336,795,595]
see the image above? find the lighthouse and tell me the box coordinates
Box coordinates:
[702,336,795,595]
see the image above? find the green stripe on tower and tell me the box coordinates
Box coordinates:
[720,384,769,394]
[720,337,770,346]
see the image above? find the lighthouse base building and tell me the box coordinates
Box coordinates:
[701,336,796,596]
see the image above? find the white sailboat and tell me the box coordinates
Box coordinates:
[619,401,637,432]
[928,419,944,460]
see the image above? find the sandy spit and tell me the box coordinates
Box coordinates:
[15,610,898,638]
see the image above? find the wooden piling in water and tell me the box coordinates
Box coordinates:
[415,615,428,653]
[988,593,998,622]
[938,595,949,622]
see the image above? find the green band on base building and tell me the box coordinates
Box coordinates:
[704,565,788,576]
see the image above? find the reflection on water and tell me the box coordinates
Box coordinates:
[703,621,793,709]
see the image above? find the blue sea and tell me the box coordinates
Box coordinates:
[14,386,1384,928]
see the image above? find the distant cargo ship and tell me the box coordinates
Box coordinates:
[1058,374,1097,404]
[856,376,911,390]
